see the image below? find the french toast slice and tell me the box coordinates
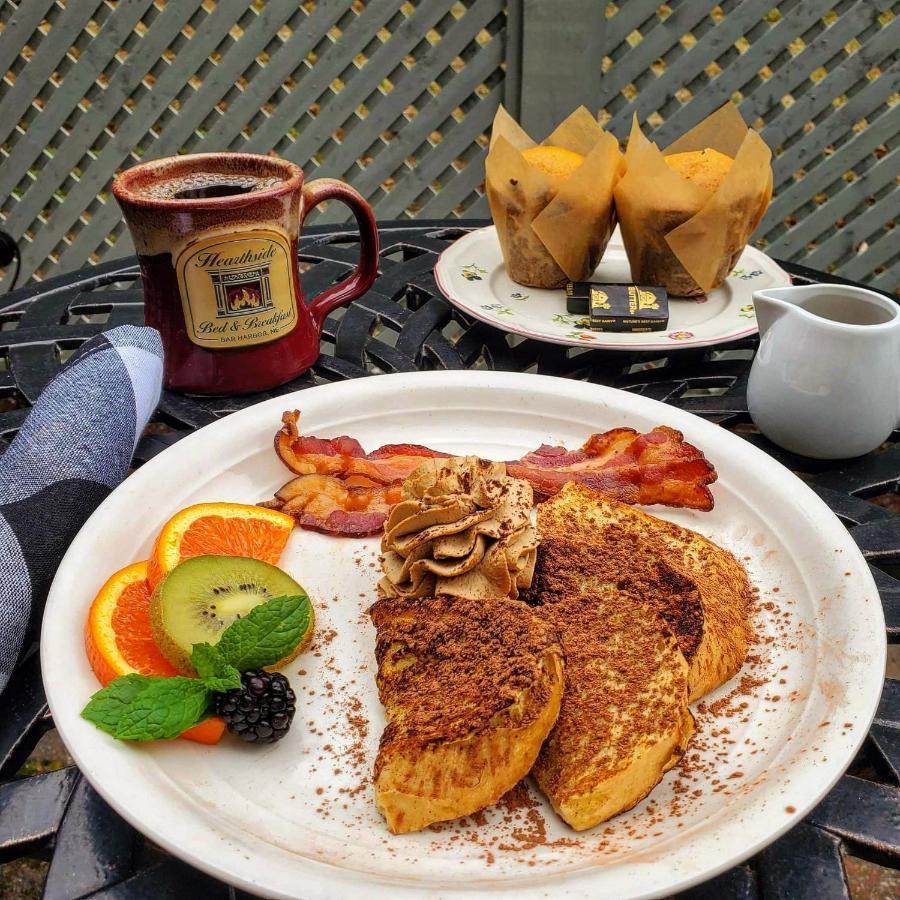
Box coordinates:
[370,594,563,834]
[532,483,752,701]
[532,592,694,831]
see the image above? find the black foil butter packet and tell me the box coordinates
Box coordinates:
[565,283,669,332]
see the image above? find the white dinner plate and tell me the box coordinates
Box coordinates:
[434,226,791,350]
[43,371,884,899]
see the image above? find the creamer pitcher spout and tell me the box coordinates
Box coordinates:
[751,287,799,338]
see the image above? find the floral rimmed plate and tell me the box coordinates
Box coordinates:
[434,226,791,350]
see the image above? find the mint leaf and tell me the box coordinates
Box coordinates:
[82,674,211,741]
[216,594,311,672]
[81,674,145,729]
[191,642,241,692]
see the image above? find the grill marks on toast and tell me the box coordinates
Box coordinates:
[370,594,563,834]
[533,593,694,831]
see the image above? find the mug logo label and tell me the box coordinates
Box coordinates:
[176,229,298,348]
[211,268,274,318]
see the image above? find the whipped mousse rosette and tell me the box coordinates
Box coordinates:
[378,456,538,601]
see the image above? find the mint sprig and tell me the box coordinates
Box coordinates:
[81,593,311,741]
[191,642,242,692]
[82,675,212,741]
[216,595,311,672]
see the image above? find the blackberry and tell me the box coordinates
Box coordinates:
[214,670,296,744]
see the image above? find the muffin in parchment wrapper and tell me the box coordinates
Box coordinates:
[485,105,624,289]
[614,104,773,297]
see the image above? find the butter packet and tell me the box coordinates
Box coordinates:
[565,282,669,332]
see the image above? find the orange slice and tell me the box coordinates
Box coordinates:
[85,562,177,684]
[147,502,294,591]
[84,561,225,745]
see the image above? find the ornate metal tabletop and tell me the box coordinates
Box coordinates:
[0,220,897,899]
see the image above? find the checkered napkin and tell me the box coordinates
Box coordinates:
[0,325,163,694]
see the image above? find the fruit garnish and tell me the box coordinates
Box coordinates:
[180,717,227,745]
[85,562,179,685]
[215,670,296,743]
[82,674,213,742]
[82,592,312,743]
[84,562,224,745]
[149,555,313,675]
[147,502,294,590]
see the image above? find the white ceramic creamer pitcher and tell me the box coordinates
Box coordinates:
[748,284,900,459]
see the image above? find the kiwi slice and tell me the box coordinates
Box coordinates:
[149,555,313,675]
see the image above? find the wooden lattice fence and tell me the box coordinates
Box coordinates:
[0,0,897,292]
[597,1,899,295]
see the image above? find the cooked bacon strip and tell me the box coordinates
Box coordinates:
[507,426,716,509]
[275,412,366,477]
[263,473,404,536]
[276,412,442,484]
[267,412,717,535]
[343,445,445,485]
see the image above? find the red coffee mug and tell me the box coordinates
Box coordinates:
[112,153,379,395]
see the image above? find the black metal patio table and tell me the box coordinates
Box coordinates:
[0,219,897,899]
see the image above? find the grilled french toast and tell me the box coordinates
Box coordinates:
[532,483,752,701]
[528,482,752,830]
[532,591,694,831]
[370,594,563,834]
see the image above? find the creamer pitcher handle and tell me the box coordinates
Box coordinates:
[300,179,379,330]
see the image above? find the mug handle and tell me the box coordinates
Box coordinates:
[300,178,380,331]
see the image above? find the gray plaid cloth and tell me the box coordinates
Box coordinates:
[0,325,163,693]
